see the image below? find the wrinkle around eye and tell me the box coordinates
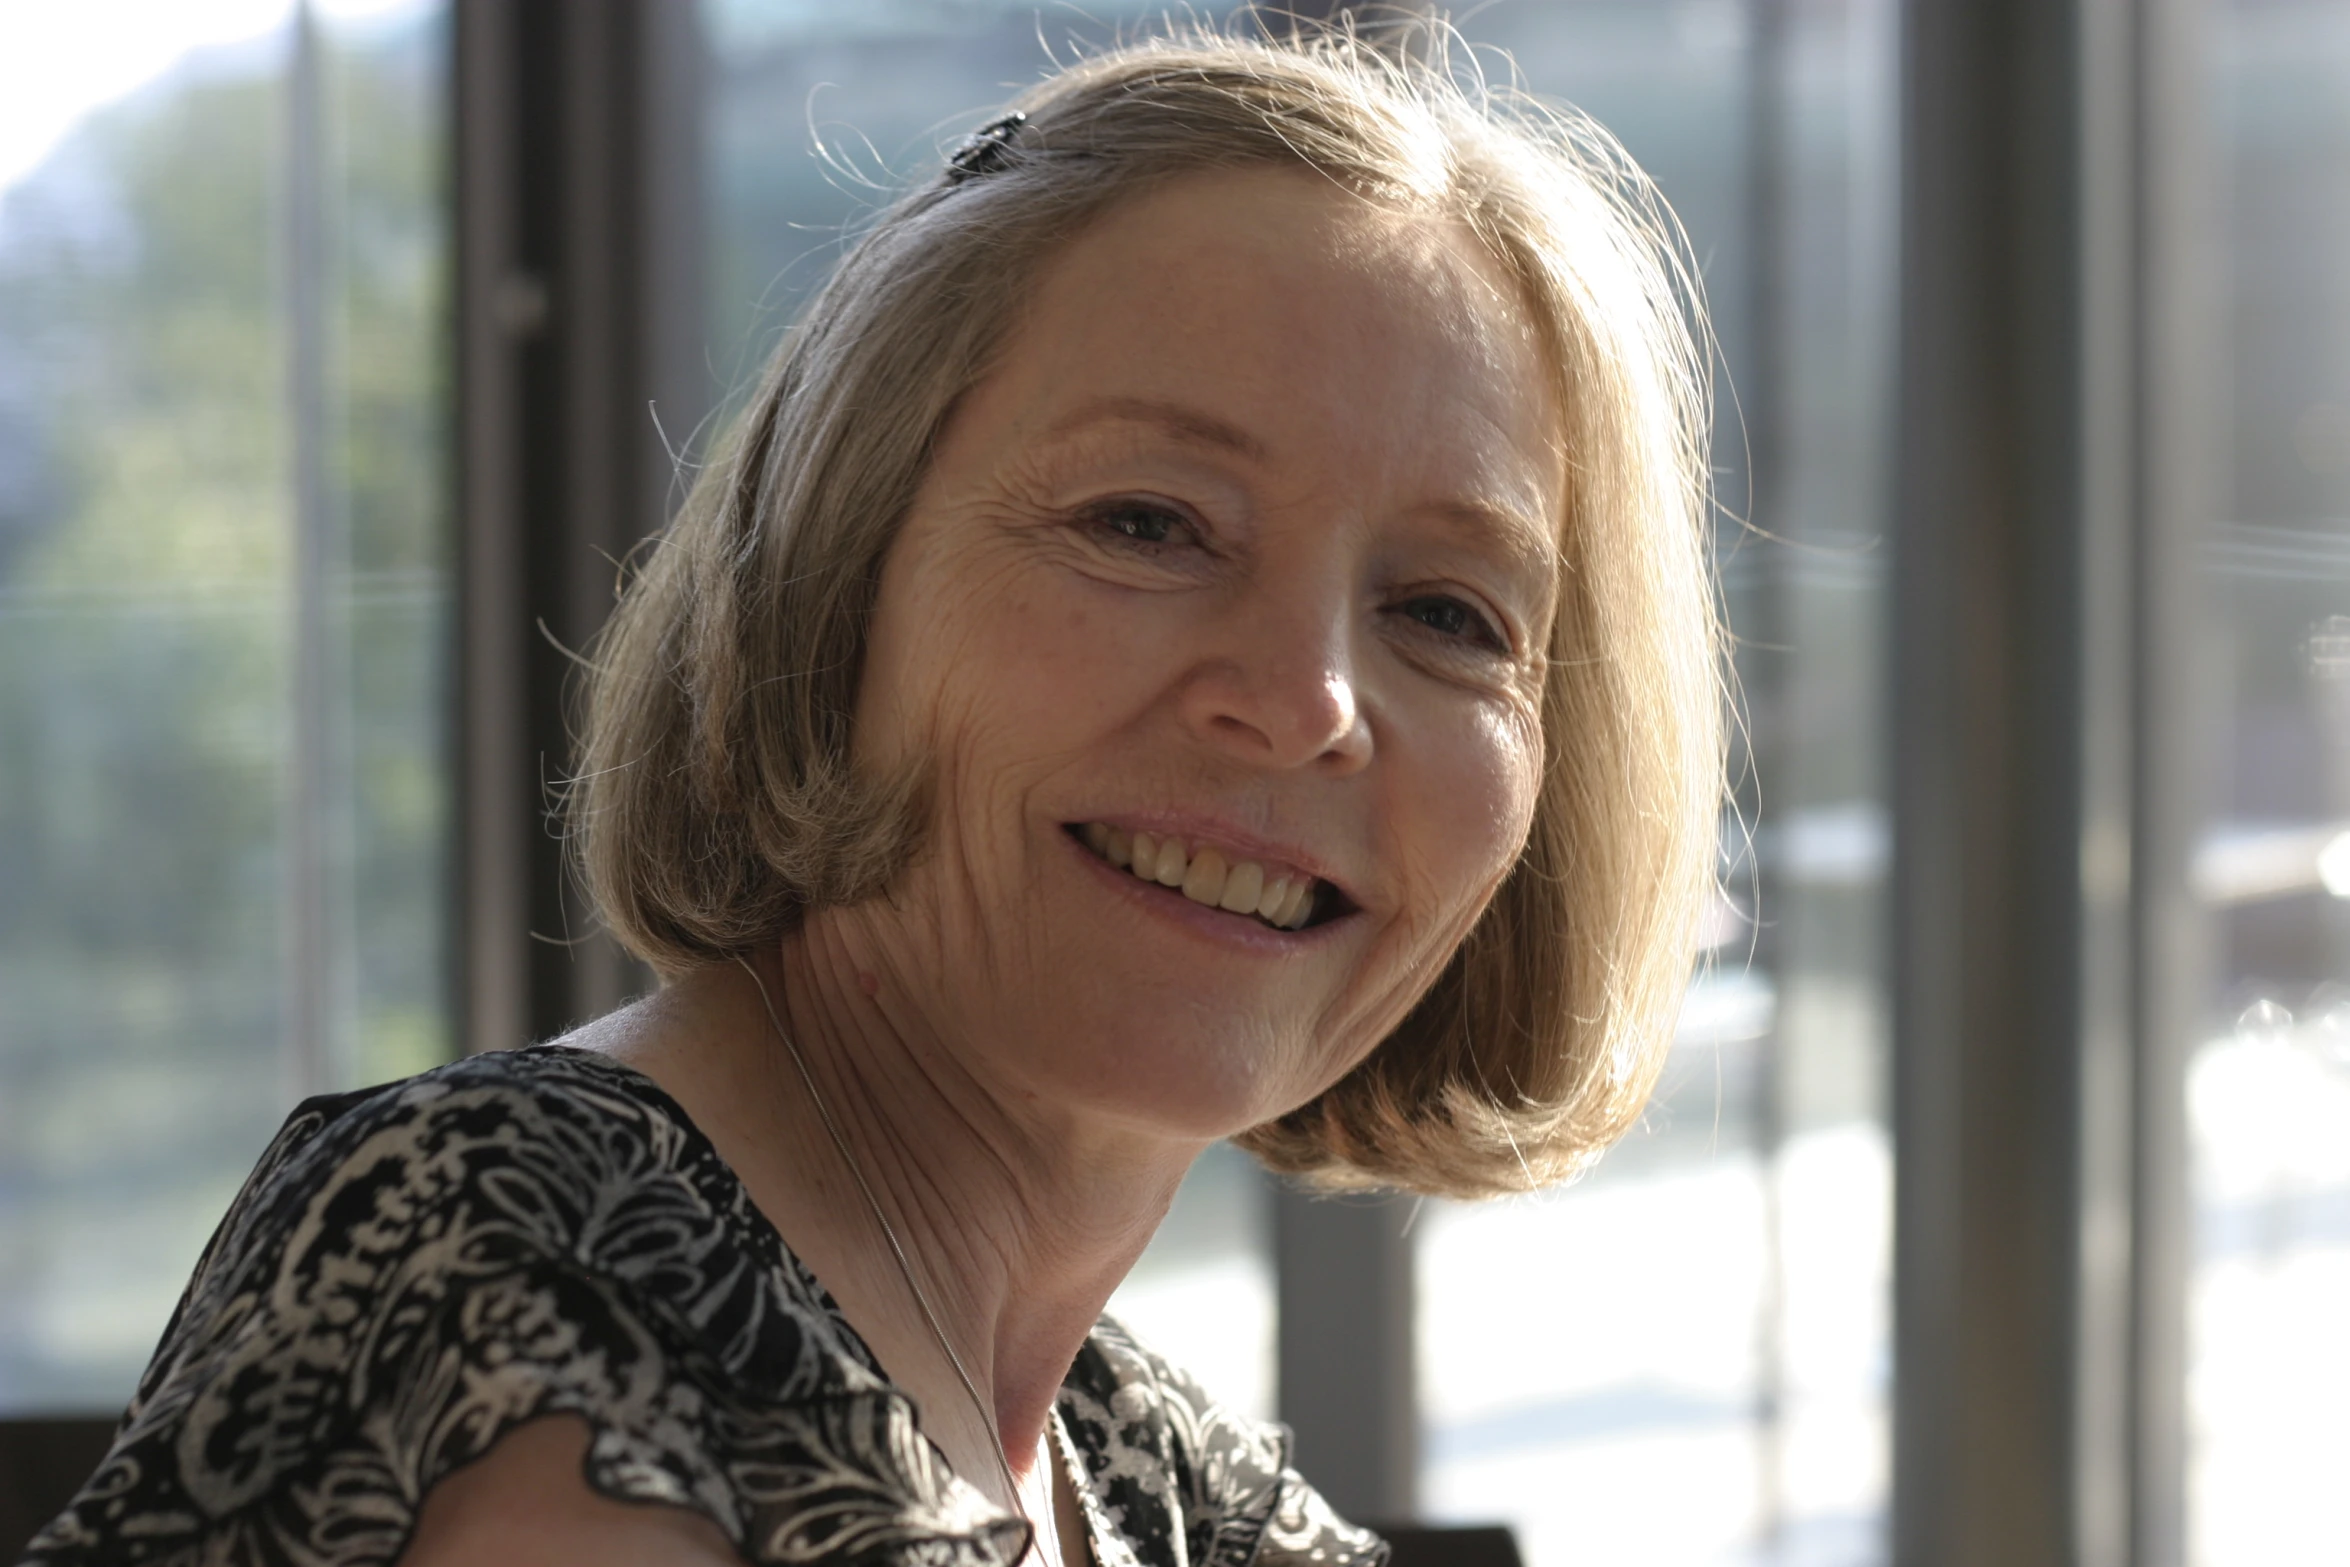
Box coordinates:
[1042,498,1226,590]
[1376,602,1547,703]
[1391,592,1508,653]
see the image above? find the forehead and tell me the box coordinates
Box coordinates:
[979,166,1566,546]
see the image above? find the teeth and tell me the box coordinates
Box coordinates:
[1182,848,1228,906]
[1078,825,1323,930]
[1217,858,1263,915]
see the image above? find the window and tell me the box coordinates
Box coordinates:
[2190,3,2350,1559]
[0,0,452,1413]
[9,7,2341,1566]
[1413,5,1895,1563]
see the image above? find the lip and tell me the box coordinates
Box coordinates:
[1059,823,1357,953]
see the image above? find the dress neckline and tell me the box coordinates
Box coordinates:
[522,1043,1095,1566]
[523,1044,903,1385]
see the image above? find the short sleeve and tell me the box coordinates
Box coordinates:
[1056,1317,1387,1567]
[20,1053,1028,1567]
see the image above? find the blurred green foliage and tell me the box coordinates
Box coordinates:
[0,14,450,1408]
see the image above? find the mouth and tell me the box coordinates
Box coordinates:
[1067,822,1349,933]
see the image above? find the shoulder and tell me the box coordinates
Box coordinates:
[137,1047,835,1394]
[1060,1317,1387,1567]
[397,1414,747,1567]
[172,1047,871,1375]
[235,1045,732,1227]
[164,1046,733,1287]
[26,1049,1020,1567]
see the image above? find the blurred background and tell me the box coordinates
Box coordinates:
[0,1,2344,1564]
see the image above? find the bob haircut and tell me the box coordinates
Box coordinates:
[573,23,1722,1201]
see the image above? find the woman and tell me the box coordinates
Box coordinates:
[25,24,1718,1567]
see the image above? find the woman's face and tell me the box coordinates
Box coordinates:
[850,167,1565,1145]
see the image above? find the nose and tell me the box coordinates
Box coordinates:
[1174,597,1373,775]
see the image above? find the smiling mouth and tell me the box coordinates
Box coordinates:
[1069,823,1341,932]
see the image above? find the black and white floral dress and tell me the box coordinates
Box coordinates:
[20,1048,1384,1567]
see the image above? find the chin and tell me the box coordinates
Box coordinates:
[1071,1010,1363,1146]
[1024,1013,1327,1144]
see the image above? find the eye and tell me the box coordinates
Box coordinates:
[1083,498,1196,550]
[1393,593,1505,650]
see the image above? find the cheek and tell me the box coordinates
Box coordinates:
[863,544,1168,800]
[1394,702,1544,925]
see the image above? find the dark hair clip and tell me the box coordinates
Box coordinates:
[945,112,1029,184]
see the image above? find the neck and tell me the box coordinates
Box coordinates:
[586,918,1202,1504]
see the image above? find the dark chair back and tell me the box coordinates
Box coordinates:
[2,1418,117,1563]
[1369,1522,1526,1567]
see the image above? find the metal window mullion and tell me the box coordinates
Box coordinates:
[1274,1187,1418,1523]
[2126,0,2211,1561]
[455,0,532,1059]
[454,0,704,1055]
[285,0,342,1104]
[1889,0,2157,1563]
[1739,0,1797,1547]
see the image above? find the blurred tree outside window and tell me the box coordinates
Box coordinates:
[0,0,452,1412]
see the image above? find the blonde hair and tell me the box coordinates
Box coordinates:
[572,22,1722,1199]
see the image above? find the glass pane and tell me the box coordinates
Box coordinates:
[0,0,452,1413]
[1415,4,1896,1564]
[2191,4,2350,1560]
[700,0,1279,1419]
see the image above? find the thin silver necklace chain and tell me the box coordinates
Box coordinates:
[733,957,1062,1567]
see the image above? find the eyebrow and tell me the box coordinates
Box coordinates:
[1039,396,1271,462]
[1420,498,1561,584]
